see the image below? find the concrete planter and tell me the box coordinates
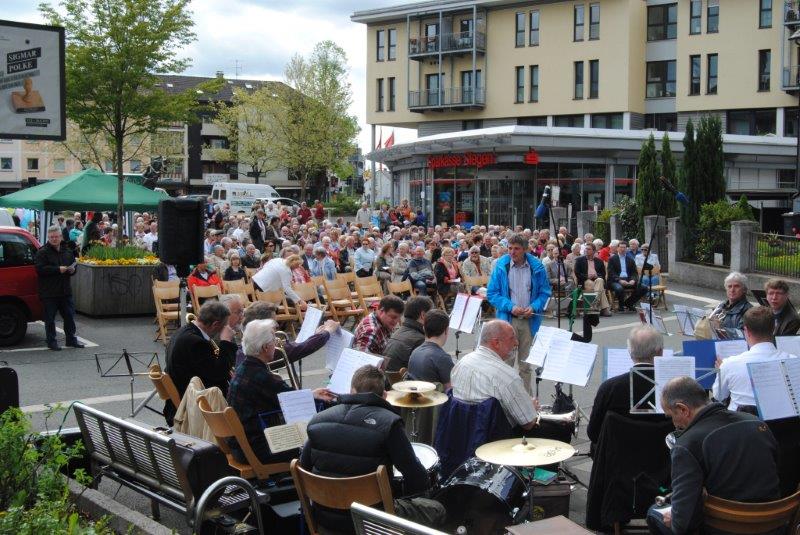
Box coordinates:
[73,263,157,316]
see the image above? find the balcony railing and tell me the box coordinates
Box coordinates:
[408,30,486,56]
[408,86,485,110]
[786,0,800,25]
[782,65,800,89]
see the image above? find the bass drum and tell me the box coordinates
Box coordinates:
[435,457,528,534]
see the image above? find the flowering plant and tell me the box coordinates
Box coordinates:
[79,244,158,266]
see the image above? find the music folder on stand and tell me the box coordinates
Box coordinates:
[95,349,161,417]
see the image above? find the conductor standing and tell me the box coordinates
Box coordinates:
[35,225,83,351]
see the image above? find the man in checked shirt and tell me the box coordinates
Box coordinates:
[354,295,404,355]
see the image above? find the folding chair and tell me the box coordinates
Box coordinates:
[293,282,332,319]
[153,286,181,344]
[222,279,253,306]
[148,364,181,410]
[324,278,366,326]
[190,285,221,314]
[255,289,300,335]
[357,280,384,311]
[290,459,394,535]
[703,487,800,534]
[197,395,290,481]
[387,279,415,298]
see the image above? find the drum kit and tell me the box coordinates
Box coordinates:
[387,382,578,534]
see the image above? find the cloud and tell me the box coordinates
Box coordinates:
[5,0,420,158]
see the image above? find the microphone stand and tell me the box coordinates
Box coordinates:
[642,181,666,325]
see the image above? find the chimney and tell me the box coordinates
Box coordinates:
[216,70,224,79]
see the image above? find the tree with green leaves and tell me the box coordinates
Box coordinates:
[696,115,726,204]
[679,119,700,251]
[40,0,218,237]
[634,133,661,237]
[211,86,284,185]
[278,41,359,201]
[660,132,677,218]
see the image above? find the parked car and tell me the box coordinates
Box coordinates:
[0,226,42,345]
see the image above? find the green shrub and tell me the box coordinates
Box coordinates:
[694,195,755,263]
[0,408,112,534]
[326,194,361,216]
[614,195,640,241]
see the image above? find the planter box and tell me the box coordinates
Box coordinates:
[73,263,157,316]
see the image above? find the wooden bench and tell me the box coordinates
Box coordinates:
[73,402,261,529]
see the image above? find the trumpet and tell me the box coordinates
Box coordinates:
[271,330,301,389]
[186,312,221,358]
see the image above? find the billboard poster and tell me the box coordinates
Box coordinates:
[0,19,65,140]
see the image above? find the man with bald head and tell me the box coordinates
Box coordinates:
[451,320,539,431]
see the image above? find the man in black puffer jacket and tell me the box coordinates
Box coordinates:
[35,225,83,351]
[300,365,445,533]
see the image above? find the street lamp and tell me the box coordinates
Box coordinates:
[791,28,800,199]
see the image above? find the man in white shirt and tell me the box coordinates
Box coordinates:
[142,222,158,252]
[451,320,539,430]
[713,306,797,411]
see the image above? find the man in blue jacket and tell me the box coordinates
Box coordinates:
[487,233,551,394]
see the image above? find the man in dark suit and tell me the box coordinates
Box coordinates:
[607,241,646,312]
[647,377,780,535]
[249,209,267,253]
[587,324,666,450]
[573,242,612,316]
[163,301,236,425]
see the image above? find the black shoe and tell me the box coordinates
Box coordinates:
[626,305,637,312]
[65,340,85,349]
[48,343,62,351]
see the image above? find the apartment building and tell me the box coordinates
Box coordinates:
[353,0,800,230]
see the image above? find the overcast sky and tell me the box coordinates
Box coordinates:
[4,0,418,157]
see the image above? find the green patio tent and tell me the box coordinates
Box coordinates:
[0,168,168,212]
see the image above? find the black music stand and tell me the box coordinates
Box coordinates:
[95,349,161,417]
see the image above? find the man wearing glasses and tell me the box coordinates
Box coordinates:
[764,278,800,335]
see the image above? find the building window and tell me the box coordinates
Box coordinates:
[463,120,483,130]
[574,61,584,99]
[515,12,525,47]
[529,10,540,46]
[689,55,701,95]
[760,0,772,28]
[529,65,539,102]
[707,0,719,33]
[388,77,396,110]
[425,23,438,52]
[707,53,718,94]
[27,158,39,171]
[727,109,775,136]
[690,0,701,34]
[460,19,473,35]
[104,159,114,172]
[647,4,677,41]
[518,116,547,126]
[784,108,799,137]
[425,73,441,106]
[574,5,585,41]
[388,29,397,60]
[515,66,525,103]
[461,69,482,103]
[591,113,623,129]
[209,138,227,149]
[645,113,678,132]
[376,30,385,61]
[554,114,585,127]
[0,157,12,170]
[589,3,600,40]
[758,49,770,91]
[53,158,66,172]
[779,169,795,187]
[376,78,384,111]
[589,59,599,98]
[646,60,676,98]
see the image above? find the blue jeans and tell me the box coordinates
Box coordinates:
[641,274,661,288]
[411,279,429,294]
[646,504,671,535]
[42,296,77,346]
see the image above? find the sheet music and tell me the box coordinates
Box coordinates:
[715,339,748,360]
[651,315,669,335]
[748,360,797,420]
[325,328,354,371]
[525,325,573,367]
[604,348,675,380]
[328,348,383,394]
[277,389,317,424]
[264,422,307,453]
[690,307,708,319]
[540,339,597,387]
[785,358,800,395]
[459,296,483,333]
[449,293,469,330]
[776,336,800,358]
[654,357,696,413]
[674,305,694,336]
[295,306,323,344]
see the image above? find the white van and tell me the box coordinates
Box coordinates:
[211,182,279,213]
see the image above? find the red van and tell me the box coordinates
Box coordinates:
[0,226,42,346]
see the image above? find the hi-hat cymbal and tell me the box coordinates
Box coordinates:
[386,389,448,408]
[392,380,437,395]
[475,438,575,467]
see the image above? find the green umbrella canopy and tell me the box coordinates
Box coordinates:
[0,168,167,212]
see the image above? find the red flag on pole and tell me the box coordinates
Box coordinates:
[384,130,395,148]
[376,127,382,150]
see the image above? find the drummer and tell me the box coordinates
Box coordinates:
[300,365,446,533]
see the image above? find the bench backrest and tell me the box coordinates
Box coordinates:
[73,402,193,505]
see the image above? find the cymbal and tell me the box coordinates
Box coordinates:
[386,389,448,408]
[475,437,575,467]
[392,380,437,395]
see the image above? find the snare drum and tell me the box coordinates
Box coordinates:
[392,442,441,496]
[435,457,528,534]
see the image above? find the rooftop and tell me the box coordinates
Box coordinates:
[351,0,532,23]
[154,74,287,103]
